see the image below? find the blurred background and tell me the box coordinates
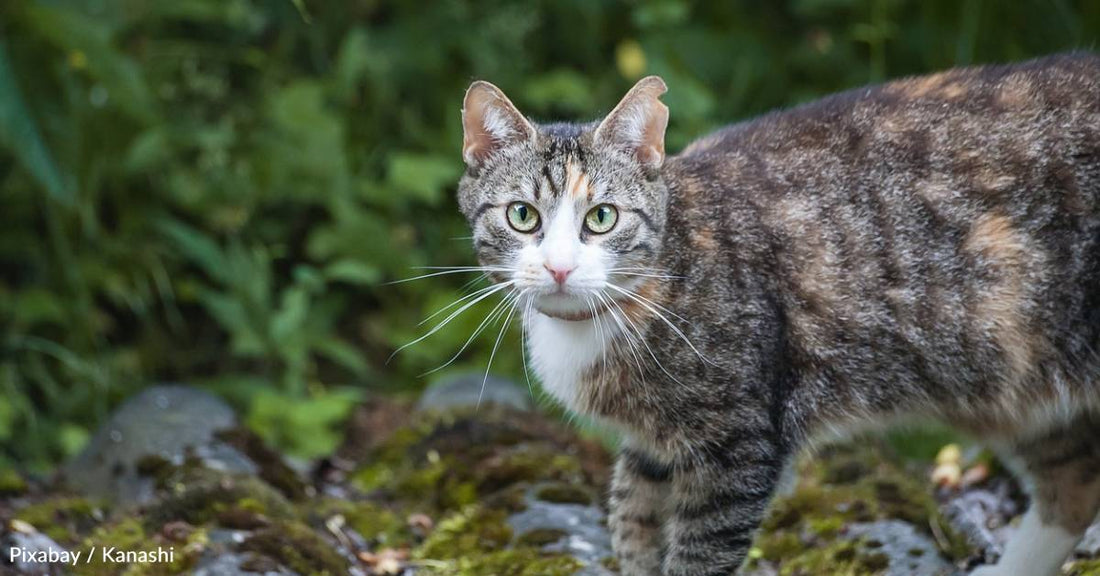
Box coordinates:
[2,0,1098,471]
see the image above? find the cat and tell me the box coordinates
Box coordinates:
[454,52,1100,576]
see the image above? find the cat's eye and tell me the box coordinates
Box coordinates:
[584,204,618,234]
[506,202,540,232]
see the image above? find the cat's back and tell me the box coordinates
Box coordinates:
[663,53,1100,421]
[677,52,1100,166]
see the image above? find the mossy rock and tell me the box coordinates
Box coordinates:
[515,528,568,547]
[70,518,207,576]
[1068,559,1100,576]
[350,407,601,517]
[415,505,514,560]
[533,483,592,506]
[215,427,308,500]
[0,468,29,496]
[749,441,972,573]
[773,539,891,576]
[144,466,295,529]
[417,548,584,576]
[305,497,414,548]
[240,520,349,576]
[13,496,104,544]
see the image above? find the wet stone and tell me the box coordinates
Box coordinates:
[2,530,68,575]
[417,374,534,412]
[64,385,255,507]
[845,520,958,576]
[508,484,615,574]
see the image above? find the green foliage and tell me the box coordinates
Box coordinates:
[1,0,1097,469]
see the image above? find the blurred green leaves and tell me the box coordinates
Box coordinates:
[0,42,72,204]
[1,0,1096,469]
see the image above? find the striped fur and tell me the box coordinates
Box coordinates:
[457,53,1100,575]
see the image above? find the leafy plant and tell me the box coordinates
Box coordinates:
[1,0,1096,468]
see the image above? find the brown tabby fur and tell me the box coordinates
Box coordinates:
[456,53,1100,575]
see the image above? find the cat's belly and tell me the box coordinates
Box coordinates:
[526,313,611,413]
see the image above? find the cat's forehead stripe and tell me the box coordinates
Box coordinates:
[565,161,592,200]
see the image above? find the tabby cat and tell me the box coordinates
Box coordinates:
[454,53,1100,576]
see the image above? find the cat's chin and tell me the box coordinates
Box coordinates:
[533,294,601,322]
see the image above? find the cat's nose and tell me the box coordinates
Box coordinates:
[544,263,575,285]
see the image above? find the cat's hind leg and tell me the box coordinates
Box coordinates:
[971,415,1100,576]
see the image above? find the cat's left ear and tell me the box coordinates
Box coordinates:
[594,76,669,170]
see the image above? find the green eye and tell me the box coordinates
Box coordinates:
[506,202,540,232]
[585,204,618,234]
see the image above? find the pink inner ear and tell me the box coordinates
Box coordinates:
[637,144,663,167]
[596,76,669,169]
[462,82,534,167]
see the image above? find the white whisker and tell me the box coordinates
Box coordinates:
[419,281,507,326]
[478,292,520,409]
[420,288,519,377]
[520,296,536,399]
[605,283,714,366]
[386,267,508,286]
[595,291,646,381]
[604,292,686,386]
[388,281,515,362]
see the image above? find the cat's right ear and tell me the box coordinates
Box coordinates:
[462,81,536,168]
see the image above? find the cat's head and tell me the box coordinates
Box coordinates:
[456,77,670,320]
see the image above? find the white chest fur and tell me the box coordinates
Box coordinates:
[526,313,613,413]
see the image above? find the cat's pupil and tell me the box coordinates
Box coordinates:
[517,205,528,220]
[596,208,607,222]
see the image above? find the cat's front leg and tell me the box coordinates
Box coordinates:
[662,438,783,576]
[610,446,673,576]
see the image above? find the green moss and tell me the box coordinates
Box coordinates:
[807,516,844,538]
[71,518,145,576]
[14,496,101,544]
[134,455,175,485]
[533,483,591,506]
[1067,559,1100,576]
[755,441,974,573]
[483,485,530,514]
[415,506,513,560]
[777,539,889,576]
[515,528,567,547]
[351,409,589,516]
[423,548,583,576]
[215,427,308,500]
[306,497,413,547]
[216,505,270,530]
[71,518,207,576]
[240,520,348,576]
[351,463,395,492]
[0,468,28,496]
[757,531,803,562]
[600,556,621,572]
[145,467,295,529]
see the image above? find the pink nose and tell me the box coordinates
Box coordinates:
[544,264,574,285]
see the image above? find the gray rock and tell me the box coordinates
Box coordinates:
[939,483,1021,561]
[845,520,958,576]
[1076,522,1100,557]
[64,385,255,506]
[417,373,533,412]
[3,530,67,575]
[508,483,615,575]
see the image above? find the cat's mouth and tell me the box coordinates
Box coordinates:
[532,293,613,322]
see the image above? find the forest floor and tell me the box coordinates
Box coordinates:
[3,378,1100,576]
